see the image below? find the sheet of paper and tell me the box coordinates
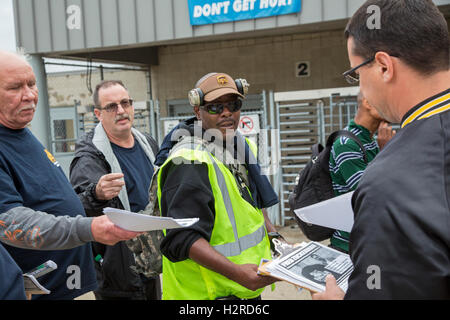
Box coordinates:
[103,207,199,232]
[293,191,354,233]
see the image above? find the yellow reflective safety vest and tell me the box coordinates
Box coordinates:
[157,135,272,300]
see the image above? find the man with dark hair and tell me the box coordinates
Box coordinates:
[314,0,449,299]
[329,92,394,253]
[156,73,279,300]
[344,0,449,75]
[70,80,161,300]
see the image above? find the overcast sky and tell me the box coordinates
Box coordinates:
[0,0,15,52]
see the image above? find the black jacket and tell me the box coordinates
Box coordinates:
[69,127,159,298]
[346,90,450,299]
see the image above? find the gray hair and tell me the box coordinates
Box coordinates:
[0,48,31,66]
[15,47,31,62]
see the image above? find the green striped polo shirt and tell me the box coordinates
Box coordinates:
[328,120,379,253]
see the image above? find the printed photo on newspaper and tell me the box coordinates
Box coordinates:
[259,241,353,293]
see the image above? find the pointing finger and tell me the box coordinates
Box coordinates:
[101,173,124,181]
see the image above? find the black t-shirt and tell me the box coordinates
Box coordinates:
[111,141,154,212]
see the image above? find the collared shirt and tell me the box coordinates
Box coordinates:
[401,88,450,128]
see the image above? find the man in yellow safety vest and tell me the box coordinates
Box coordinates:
[156,72,280,300]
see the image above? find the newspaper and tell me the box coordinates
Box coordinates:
[259,241,353,293]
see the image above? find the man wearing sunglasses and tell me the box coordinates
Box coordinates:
[70,80,161,300]
[313,0,449,300]
[156,73,280,300]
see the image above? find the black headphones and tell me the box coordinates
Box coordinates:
[188,78,249,107]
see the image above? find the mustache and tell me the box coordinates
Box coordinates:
[217,118,236,126]
[115,114,130,123]
[18,104,36,112]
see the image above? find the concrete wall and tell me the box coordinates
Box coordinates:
[152,28,350,115]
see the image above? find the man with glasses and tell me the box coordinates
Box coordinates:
[155,73,279,299]
[70,80,161,300]
[313,0,449,299]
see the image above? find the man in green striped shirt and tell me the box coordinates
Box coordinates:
[329,93,395,253]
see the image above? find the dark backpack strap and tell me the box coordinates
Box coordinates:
[144,132,160,157]
[326,130,368,163]
[311,143,323,157]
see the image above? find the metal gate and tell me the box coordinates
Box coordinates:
[50,106,79,176]
[272,87,359,226]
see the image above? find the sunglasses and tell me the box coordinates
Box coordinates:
[201,99,243,115]
[98,99,133,113]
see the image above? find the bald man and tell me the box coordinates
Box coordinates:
[0,50,140,300]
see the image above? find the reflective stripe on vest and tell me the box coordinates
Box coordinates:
[206,152,266,257]
[173,135,265,257]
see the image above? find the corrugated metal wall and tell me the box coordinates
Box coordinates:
[13,0,369,54]
[13,0,450,55]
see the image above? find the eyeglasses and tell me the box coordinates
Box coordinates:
[342,57,375,84]
[343,54,400,84]
[201,99,243,115]
[98,99,133,113]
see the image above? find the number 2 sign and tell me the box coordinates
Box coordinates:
[295,61,310,78]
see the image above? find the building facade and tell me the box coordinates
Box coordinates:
[13,0,450,224]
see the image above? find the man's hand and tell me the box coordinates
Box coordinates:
[91,215,140,245]
[377,121,396,151]
[311,274,345,300]
[189,238,278,292]
[95,173,125,201]
[233,263,278,291]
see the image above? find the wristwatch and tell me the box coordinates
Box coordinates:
[268,231,284,241]
[268,232,284,253]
